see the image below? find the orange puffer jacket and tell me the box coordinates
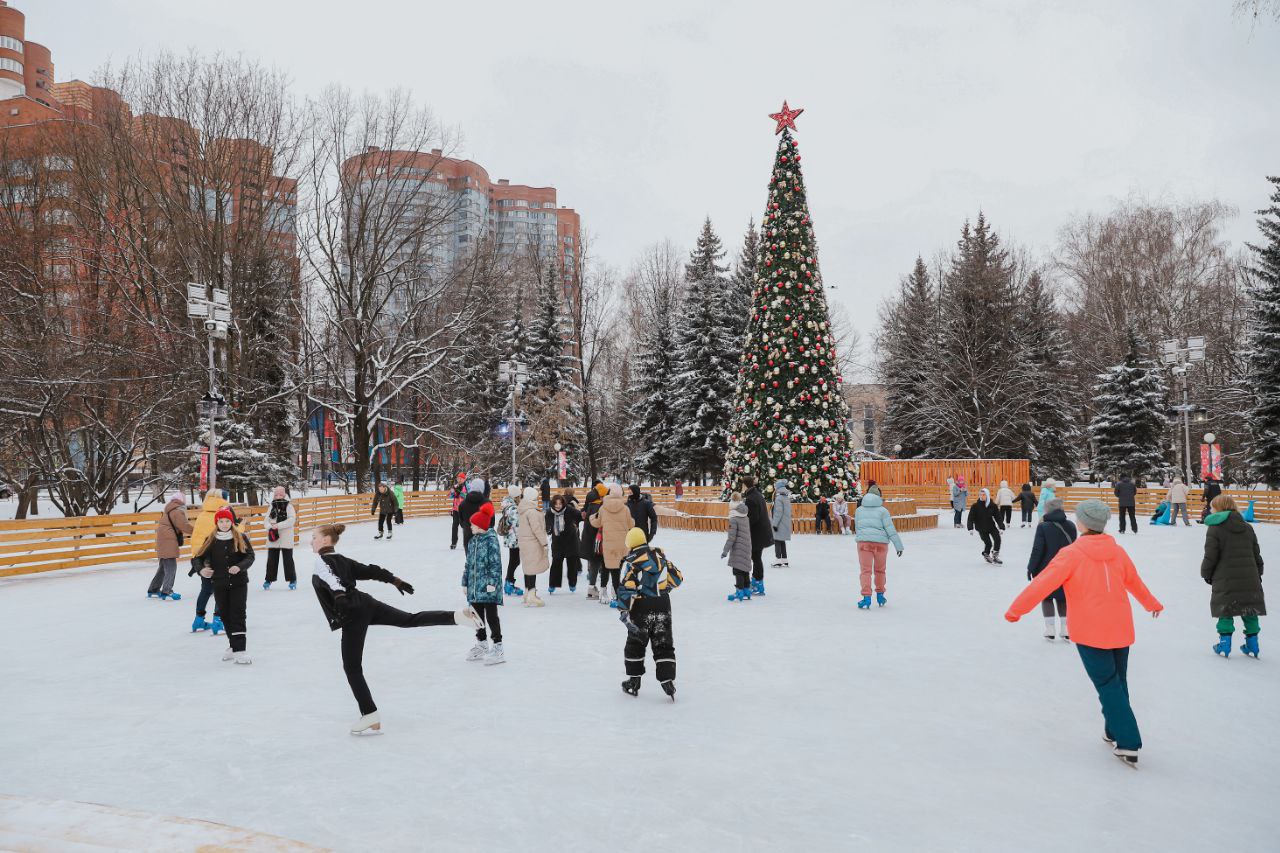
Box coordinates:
[1006,533,1162,649]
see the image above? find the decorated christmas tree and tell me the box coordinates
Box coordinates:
[721,103,856,501]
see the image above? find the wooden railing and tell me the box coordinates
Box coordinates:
[880,484,1280,524]
[664,497,938,535]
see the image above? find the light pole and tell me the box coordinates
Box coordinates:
[1203,431,1216,481]
[1160,336,1205,484]
[498,359,527,487]
[187,283,231,492]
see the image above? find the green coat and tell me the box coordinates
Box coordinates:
[1201,511,1266,618]
[392,485,405,508]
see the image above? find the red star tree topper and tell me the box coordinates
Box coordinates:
[721,106,856,502]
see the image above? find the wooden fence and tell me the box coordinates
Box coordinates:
[859,459,1031,489]
[664,498,939,535]
[880,484,1280,524]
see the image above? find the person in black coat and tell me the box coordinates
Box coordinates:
[626,484,659,541]
[1113,474,1138,534]
[742,477,774,594]
[1015,483,1037,528]
[456,478,490,548]
[1200,477,1222,522]
[1027,497,1077,640]
[967,487,1006,564]
[192,506,255,663]
[1201,494,1265,657]
[309,522,479,735]
[370,483,398,539]
[546,492,583,592]
[580,483,606,597]
[814,495,832,534]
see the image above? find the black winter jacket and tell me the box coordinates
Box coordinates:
[579,493,603,560]
[1202,481,1222,507]
[457,488,489,528]
[744,487,775,548]
[967,499,1005,534]
[311,548,399,630]
[192,535,254,587]
[1201,511,1266,618]
[627,489,659,540]
[546,503,583,555]
[1027,508,1077,579]
[371,489,398,515]
[1113,478,1137,508]
[1015,488,1037,510]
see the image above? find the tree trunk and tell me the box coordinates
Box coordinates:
[412,445,421,491]
[353,406,371,493]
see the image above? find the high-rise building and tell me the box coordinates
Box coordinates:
[341,147,582,315]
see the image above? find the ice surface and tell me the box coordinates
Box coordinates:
[1,515,1277,851]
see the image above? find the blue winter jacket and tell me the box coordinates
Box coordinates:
[617,544,683,610]
[462,528,504,605]
[1036,485,1056,519]
[854,493,904,552]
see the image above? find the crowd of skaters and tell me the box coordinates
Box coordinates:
[139,470,1265,764]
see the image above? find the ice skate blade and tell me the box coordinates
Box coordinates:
[350,728,384,736]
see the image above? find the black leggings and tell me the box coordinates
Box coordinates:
[733,569,750,590]
[265,548,295,583]
[774,541,788,559]
[815,516,832,533]
[978,529,1002,555]
[506,549,521,583]
[1021,506,1034,523]
[550,548,581,588]
[524,574,537,590]
[1040,588,1067,618]
[341,597,456,715]
[472,601,502,643]
[751,546,767,581]
[377,512,395,533]
[600,567,621,595]
[1000,506,1012,526]
[212,582,248,652]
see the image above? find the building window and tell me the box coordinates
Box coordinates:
[0,37,22,54]
[0,57,23,75]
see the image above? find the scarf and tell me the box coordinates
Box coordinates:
[270,498,290,523]
[552,508,566,536]
[214,530,233,541]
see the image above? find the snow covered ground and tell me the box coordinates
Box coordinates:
[1,515,1277,852]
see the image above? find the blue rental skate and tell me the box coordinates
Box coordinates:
[191,616,209,632]
[263,581,272,590]
[1241,634,1260,658]
[1213,634,1232,657]
[876,593,887,608]
[727,588,746,602]
[162,592,182,601]
[146,591,162,599]
[750,579,766,597]
[288,582,297,591]
[857,595,871,610]
[210,616,224,636]
[503,581,524,597]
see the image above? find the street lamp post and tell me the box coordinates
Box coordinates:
[1203,431,1217,481]
[187,283,231,492]
[1160,336,1205,485]
[498,359,527,487]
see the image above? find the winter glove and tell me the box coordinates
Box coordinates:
[393,578,415,595]
[896,550,903,558]
[618,608,647,640]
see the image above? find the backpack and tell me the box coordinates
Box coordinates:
[497,511,512,537]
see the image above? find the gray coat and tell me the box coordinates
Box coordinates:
[722,506,753,573]
[771,479,793,542]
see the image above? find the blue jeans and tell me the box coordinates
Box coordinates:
[1076,644,1141,750]
[195,577,220,618]
[1169,503,1189,525]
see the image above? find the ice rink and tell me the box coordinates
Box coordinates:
[2,512,1277,852]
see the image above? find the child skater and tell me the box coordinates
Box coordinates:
[1015,483,1037,528]
[854,491,904,609]
[1005,499,1163,768]
[832,492,852,535]
[617,527,683,700]
[310,523,482,735]
[1202,495,1265,658]
[722,493,753,601]
[463,503,506,665]
[192,506,255,663]
[1027,497,1076,641]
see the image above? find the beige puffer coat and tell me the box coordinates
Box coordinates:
[155,496,193,560]
[517,487,550,576]
[591,484,633,569]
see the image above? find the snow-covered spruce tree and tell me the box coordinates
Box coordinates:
[725,219,759,367]
[1088,329,1168,482]
[627,264,684,484]
[235,259,300,488]
[921,214,1032,458]
[673,218,736,483]
[878,256,939,458]
[721,105,855,501]
[1246,176,1280,487]
[526,262,568,395]
[1018,271,1081,480]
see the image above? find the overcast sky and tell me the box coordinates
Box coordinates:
[31,0,1280,342]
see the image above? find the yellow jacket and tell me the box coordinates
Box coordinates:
[189,492,229,555]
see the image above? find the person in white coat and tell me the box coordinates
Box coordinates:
[1167,478,1191,526]
[995,480,1016,529]
[264,485,298,589]
[517,486,550,606]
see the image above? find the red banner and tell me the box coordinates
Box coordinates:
[558,450,568,479]
[1200,443,1223,480]
[199,448,209,492]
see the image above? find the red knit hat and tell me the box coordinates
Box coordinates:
[214,506,235,524]
[470,502,495,530]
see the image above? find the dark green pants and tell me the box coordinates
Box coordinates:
[1216,615,1261,635]
[1076,644,1141,751]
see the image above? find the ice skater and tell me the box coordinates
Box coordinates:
[950,476,969,528]
[546,492,583,593]
[1015,483,1037,528]
[968,487,1005,563]
[1202,495,1265,658]
[517,486,549,606]
[742,476,774,596]
[1027,497,1076,641]
[463,503,506,665]
[147,491,191,601]
[498,485,523,597]
[853,491,903,609]
[722,493,753,601]
[310,523,481,735]
[192,506,255,664]
[618,527,683,700]
[263,486,297,589]
[770,479,792,568]
[370,483,398,539]
[831,492,852,535]
[814,494,833,534]
[591,483,632,606]
[1005,499,1163,768]
[995,480,1015,528]
[1036,479,1057,521]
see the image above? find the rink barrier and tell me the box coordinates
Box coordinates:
[878,485,1280,524]
[667,498,938,535]
[0,485,725,577]
[860,459,1032,489]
